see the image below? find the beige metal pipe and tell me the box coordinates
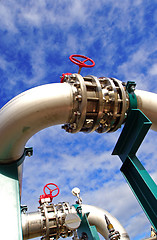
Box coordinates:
[0,83,74,163]
[135,90,157,131]
[81,204,130,240]
[22,211,44,239]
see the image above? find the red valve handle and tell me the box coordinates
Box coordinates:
[60,73,72,83]
[69,54,95,72]
[43,183,60,198]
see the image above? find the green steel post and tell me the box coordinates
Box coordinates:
[112,109,157,231]
[0,162,23,240]
[126,81,137,110]
[0,148,33,240]
[77,213,100,240]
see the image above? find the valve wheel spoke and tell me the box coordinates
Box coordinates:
[72,57,82,64]
[83,58,89,63]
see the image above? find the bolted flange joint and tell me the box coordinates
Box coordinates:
[61,74,129,134]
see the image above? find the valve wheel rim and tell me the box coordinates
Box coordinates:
[43,183,60,197]
[69,54,95,68]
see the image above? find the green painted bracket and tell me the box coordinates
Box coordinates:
[112,109,157,231]
[73,204,100,240]
[0,162,23,240]
[73,204,83,219]
[126,81,137,110]
[77,213,100,240]
[0,147,33,240]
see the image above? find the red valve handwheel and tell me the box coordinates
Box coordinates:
[43,183,60,198]
[69,54,95,68]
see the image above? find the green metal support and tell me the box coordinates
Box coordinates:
[74,204,100,240]
[77,213,100,240]
[0,148,33,240]
[0,162,23,240]
[126,81,137,110]
[112,109,157,231]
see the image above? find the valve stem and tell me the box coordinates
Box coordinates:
[105,215,121,240]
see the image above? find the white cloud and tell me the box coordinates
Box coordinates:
[23,11,41,26]
[149,64,157,76]
[0,3,17,32]
[117,44,157,91]
[0,57,8,70]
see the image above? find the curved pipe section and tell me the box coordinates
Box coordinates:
[81,204,130,240]
[135,90,157,131]
[0,83,74,163]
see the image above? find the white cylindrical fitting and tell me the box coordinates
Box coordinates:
[135,90,157,131]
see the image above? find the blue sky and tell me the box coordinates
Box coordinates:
[1,1,157,239]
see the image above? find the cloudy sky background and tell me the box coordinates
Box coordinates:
[1,1,157,239]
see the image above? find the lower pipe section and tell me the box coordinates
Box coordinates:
[22,203,130,240]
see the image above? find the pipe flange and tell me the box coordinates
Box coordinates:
[61,74,129,134]
[96,77,129,133]
[96,77,118,133]
[40,202,74,240]
[61,74,87,133]
[62,74,104,133]
[110,78,129,132]
[79,75,103,133]
[40,204,58,240]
